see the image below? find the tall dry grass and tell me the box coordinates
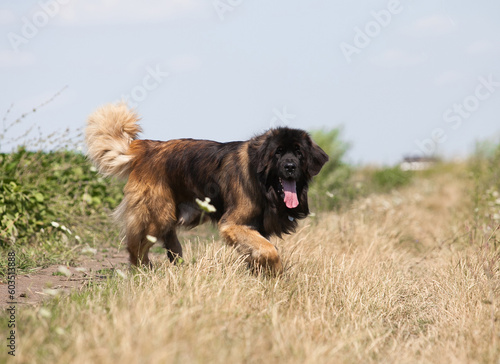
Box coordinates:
[12,166,499,363]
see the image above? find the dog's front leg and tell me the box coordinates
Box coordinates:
[218,223,283,274]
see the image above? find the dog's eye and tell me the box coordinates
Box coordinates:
[276,147,284,155]
[295,146,302,157]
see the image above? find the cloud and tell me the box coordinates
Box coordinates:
[370,49,428,68]
[0,50,35,68]
[407,14,456,37]
[56,0,211,26]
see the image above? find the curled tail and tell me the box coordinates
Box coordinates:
[85,103,142,179]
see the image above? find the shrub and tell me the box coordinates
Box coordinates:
[371,166,413,193]
[308,128,355,210]
[0,148,123,247]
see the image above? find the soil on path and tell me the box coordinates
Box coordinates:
[1,248,131,309]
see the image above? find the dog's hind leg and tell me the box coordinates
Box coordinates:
[122,182,178,267]
[124,206,172,267]
[126,229,155,267]
[163,230,183,263]
[127,224,180,267]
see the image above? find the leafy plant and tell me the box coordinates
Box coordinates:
[0,178,51,244]
[0,148,124,275]
[308,128,355,210]
[371,166,413,193]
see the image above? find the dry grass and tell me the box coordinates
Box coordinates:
[11,166,500,363]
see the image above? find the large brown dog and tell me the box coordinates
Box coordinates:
[86,103,328,273]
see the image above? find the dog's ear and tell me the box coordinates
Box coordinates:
[249,132,273,174]
[307,139,329,177]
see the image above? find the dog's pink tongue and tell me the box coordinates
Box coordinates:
[282,179,299,209]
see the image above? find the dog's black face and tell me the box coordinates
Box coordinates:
[250,127,329,212]
[274,141,304,209]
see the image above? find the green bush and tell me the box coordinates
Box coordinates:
[308,128,356,210]
[0,148,123,247]
[307,128,417,211]
[371,166,413,193]
[470,139,500,225]
[0,179,52,244]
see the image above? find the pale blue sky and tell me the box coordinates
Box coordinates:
[1,0,500,164]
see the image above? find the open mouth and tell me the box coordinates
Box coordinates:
[278,177,299,209]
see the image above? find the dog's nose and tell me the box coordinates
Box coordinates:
[285,163,296,173]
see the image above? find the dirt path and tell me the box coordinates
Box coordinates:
[1,226,217,309]
[0,249,130,308]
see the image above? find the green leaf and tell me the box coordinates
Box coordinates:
[34,192,44,202]
[91,196,102,206]
[82,193,92,204]
[72,167,84,176]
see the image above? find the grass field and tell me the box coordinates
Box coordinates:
[2,160,499,363]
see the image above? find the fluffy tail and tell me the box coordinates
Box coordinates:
[85,103,142,179]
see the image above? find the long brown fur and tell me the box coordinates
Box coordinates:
[85,103,328,273]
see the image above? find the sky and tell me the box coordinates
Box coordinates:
[1,0,499,165]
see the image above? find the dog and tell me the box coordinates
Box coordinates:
[85,103,328,273]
